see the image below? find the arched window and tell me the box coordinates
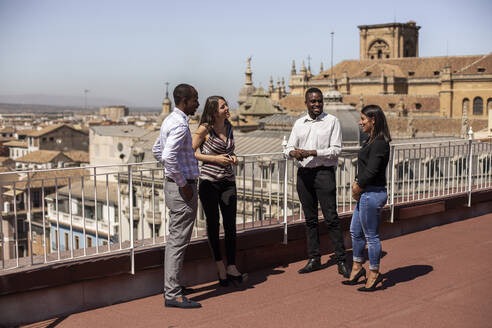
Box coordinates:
[487,98,492,112]
[378,49,382,59]
[462,98,469,117]
[473,97,483,115]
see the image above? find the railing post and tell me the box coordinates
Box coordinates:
[389,145,396,223]
[128,164,135,274]
[467,127,474,207]
[281,136,288,245]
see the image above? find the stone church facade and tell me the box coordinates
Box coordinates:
[285,21,491,121]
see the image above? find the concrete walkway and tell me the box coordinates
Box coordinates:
[26,212,492,328]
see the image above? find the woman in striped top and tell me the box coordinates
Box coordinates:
[192,96,243,286]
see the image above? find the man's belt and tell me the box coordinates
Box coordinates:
[165,177,197,185]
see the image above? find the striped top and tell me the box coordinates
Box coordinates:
[199,122,235,181]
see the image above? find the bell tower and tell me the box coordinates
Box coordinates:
[358,21,420,60]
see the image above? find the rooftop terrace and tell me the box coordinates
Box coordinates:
[23,212,492,328]
[0,137,491,326]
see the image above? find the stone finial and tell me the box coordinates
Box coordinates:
[300,61,307,74]
[291,60,296,75]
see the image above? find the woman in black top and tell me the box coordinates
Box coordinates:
[342,105,391,292]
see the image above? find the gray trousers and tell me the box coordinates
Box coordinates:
[163,181,198,300]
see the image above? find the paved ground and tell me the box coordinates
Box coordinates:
[26,212,492,328]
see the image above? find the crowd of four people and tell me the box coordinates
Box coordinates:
[152,84,392,309]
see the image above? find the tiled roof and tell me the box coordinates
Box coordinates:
[279,96,305,111]
[3,140,28,148]
[0,127,15,133]
[457,53,492,75]
[51,180,120,204]
[312,55,486,80]
[15,150,70,164]
[15,168,91,189]
[90,125,152,138]
[63,151,90,163]
[25,124,88,137]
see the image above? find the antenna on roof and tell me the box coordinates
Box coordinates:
[330,32,334,85]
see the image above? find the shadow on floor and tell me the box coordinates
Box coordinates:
[382,265,433,289]
[187,266,286,302]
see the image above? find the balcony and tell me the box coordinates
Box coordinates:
[0,138,491,326]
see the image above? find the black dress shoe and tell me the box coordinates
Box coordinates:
[164,295,202,309]
[341,267,366,285]
[337,262,350,278]
[298,258,322,274]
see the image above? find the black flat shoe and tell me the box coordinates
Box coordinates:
[358,273,384,292]
[341,267,366,285]
[337,261,350,278]
[218,273,229,287]
[298,258,322,274]
[227,273,245,285]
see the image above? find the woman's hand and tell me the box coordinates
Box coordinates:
[352,181,362,202]
[230,155,238,165]
[215,154,234,166]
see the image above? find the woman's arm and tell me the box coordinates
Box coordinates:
[192,125,232,166]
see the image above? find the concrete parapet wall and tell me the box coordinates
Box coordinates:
[1,190,491,326]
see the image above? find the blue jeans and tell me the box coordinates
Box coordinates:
[350,186,387,271]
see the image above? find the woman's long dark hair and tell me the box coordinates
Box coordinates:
[199,95,229,130]
[361,105,392,143]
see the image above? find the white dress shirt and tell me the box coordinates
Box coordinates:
[152,107,199,187]
[284,112,342,168]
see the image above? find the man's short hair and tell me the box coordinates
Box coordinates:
[304,87,323,101]
[173,84,195,105]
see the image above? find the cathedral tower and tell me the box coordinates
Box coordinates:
[358,21,420,60]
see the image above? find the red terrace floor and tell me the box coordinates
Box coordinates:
[26,212,492,328]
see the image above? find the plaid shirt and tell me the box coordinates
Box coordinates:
[152,107,199,187]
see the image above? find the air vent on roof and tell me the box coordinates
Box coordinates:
[408,71,415,76]
[365,71,372,77]
[415,103,422,110]
[478,67,485,73]
[434,71,440,76]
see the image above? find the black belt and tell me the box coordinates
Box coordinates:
[165,177,197,185]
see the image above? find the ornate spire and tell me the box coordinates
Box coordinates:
[281,77,286,95]
[320,62,324,73]
[269,76,274,93]
[245,56,253,85]
[291,60,296,75]
[300,61,307,75]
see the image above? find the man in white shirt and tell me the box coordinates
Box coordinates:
[284,87,349,278]
[152,83,202,308]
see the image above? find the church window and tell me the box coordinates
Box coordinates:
[365,71,372,77]
[408,71,415,76]
[377,50,382,59]
[462,98,469,116]
[434,71,440,76]
[473,97,483,115]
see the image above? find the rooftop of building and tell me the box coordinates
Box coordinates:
[90,125,152,138]
[311,53,492,80]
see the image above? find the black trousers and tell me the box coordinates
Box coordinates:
[198,179,237,265]
[296,166,346,262]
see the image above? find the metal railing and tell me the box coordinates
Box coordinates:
[0,136,491,272]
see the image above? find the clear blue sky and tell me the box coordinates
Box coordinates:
[0,0,491,108]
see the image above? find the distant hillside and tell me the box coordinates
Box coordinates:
[0,103,161,114]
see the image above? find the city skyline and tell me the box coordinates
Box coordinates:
[1,0,491,109]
